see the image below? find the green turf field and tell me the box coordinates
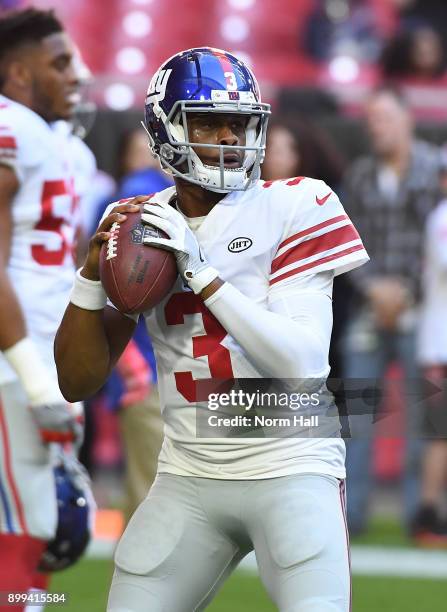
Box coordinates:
[350,515,412,548]
[49,516,445,611]
[51,558,446,612]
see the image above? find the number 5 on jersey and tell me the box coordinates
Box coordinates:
[32,179,75,266]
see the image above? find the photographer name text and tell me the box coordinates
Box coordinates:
[208,415,319,428]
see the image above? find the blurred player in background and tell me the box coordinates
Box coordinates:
[341,86,440,535]
[55,48,368,611]
[0,8,86,606]
[413,146,447,545]
[25,42,98,611]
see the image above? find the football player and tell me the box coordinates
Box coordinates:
[0,8,84,605]
[55,48,369,611]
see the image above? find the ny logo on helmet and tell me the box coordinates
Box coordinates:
[146,68,172,104]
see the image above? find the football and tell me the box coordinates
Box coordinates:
[99,205,178,314]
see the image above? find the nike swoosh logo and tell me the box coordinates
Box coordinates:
[316,192,332,206]
[199,247,204,263]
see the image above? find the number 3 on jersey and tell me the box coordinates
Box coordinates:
[165,292,234,402]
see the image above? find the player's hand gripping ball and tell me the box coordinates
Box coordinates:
[99,202,178,314]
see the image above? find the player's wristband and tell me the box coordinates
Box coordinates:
[185,266,219,295]
[70,268,107,310]
[3,337,56,404]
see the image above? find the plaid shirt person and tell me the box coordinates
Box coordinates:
[343,139,440,305]
[340,88,442,537]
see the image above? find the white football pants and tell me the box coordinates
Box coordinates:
[0,381,56,539]
[108,472,350,612]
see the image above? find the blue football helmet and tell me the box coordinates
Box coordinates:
[143,47,271,193]
[38,453,95,572]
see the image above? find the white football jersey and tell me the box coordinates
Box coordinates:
[66,128,98,233]
[0,95,79,384]
[418,199,447,365]
[116,177,368,479]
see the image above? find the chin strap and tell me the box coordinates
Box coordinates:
[189,149,248,192]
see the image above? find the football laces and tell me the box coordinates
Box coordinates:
[106,222,120,261]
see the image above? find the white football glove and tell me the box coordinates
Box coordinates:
[3,338,84,446]
[141,201,219,294]
[30,397,84,447]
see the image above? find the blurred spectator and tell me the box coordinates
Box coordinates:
[261,120,301,181]
[115,127,161,184]
[341,86,440,534]
[101,335,163,522]
[409,26,446,78]
[381,25,446,81]
[116,128,145,178]
[394,0,447,50]
[412,147,447,545]
[304,0,386,63]
[262,117,345,189]
[117,127,172,189]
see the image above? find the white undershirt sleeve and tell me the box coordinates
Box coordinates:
[204,272,334,380]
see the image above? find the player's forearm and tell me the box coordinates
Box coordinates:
[55,203,142,401]
[0,268,27,349]
[55,271,136,401]
[203,282,329,379]
[54,304,112,402]
[0,269,71,405]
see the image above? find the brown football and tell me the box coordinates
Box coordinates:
[99,205,178,315]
